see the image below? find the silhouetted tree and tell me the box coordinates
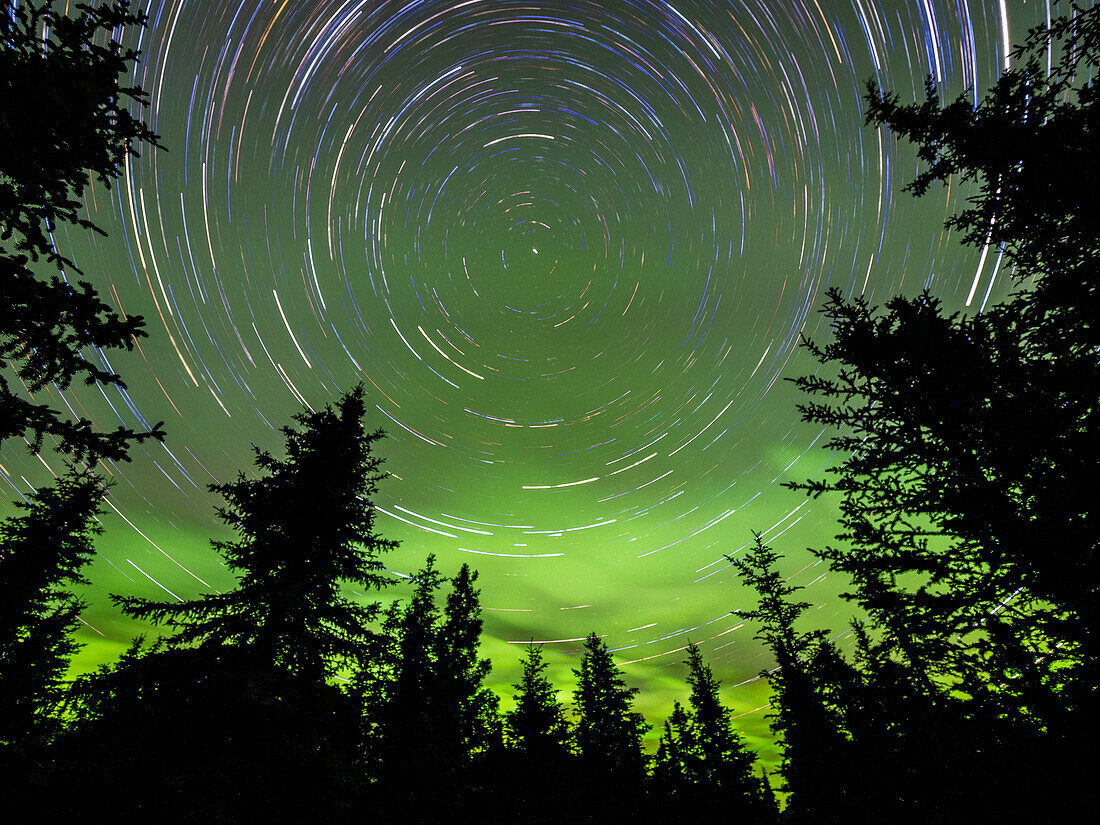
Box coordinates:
[498,644,575,823]
[0,468,103,756]
[788,290,1077,708]
[1,1,163,461]
[431,562,502,817]
[865,8,1098,312]
[114,385,397,682]
[793,1,1098,702]
[572,632,649,822]
[506,644,571,759]
[653,699,693,800]
[357,557,502,821]
[732,537,851,823]
[359,555,444,800]
[782,7,1099,820]
[757,770,779,821]
[47,642,362,823]
[684,645,758,782]
[820,621,1045,825]
[434,564,502,764]
[38,390,391,820]
[683,643,770,821]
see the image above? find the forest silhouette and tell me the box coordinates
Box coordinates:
[2,2,1096,823]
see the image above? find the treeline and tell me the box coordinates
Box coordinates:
[2,388,776,824]
[2,2,1097,823]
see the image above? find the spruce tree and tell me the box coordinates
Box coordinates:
[357,554,441,809]
[783,7,1098,819]
[684,643,767,818]
[506,644,571,759]
[653,700,693,802]
[732,537,851,823]
[48,638,363,823]
[571,632,649,822]
[494,644,574,824]
[0,467,104,753]
[790,1,1099,712]
[436,564,502,816]
[654,645,772,823]
[359,557,502,821]
[434,564,501,761]
[114,385,397,682]
[1,1,164,461]
[51,390,390,820]
[366,554,444,781]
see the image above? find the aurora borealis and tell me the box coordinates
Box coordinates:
[1,0,1051,753]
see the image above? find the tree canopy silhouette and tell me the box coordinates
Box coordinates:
[358,553,445,789]
[50,641,364,823]
[774,4,1099,822]
[433,563,502,764]
[731,537,851,823]
[1,1,163,461]
[0,467,104,755]
[497,643,575,823]
[571,631,649,822]
[40,389,390,821]
[789,1,1098,724]
[653,642,772,824]
[114,385,397,682]
[354,555,503,822]
[506,643,571,759]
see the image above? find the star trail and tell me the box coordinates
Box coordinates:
[1,0,1049,744]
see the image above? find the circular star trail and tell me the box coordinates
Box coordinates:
[1,0,1051,734]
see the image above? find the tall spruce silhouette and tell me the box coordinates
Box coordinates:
[683,644,759,787]
[1,1,163,461]
[790,3,1098,705]
[114,385,397,681]
[782,6,1098,821]
[359,554,445,802]
[654,699,693,798]
[571,632,649,823]
[653,644,773,823]
[42,389,389,822]
[506,644,571,759]
[499,644,574,823]
[0,468,104,755]
[356,556,503,822]
[434,563,502,765]
[431,562,502,819]
[731,537,851,824]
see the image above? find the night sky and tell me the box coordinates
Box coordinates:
[2,0,1049,757]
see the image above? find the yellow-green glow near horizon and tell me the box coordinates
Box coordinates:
[1,0,1047,754]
